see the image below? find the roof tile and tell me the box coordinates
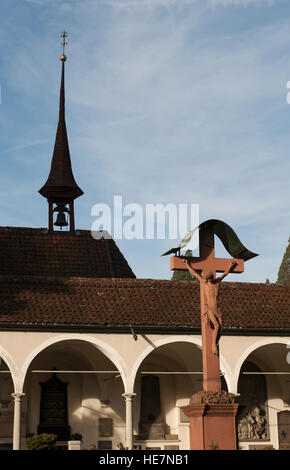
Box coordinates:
[0,276,289,330]
[0,227,135,279]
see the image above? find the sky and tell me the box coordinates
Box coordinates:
[0,0,289,282]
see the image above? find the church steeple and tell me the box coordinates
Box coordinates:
[39,32,83,232]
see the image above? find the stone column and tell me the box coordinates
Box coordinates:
[122,393,136,449]
[12,393,25,450]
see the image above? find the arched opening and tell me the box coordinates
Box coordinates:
[132,340,227,450]
[0,356,14,450]
[22,339,126,450]
[237,342,290,450]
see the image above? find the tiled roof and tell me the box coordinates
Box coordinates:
[0,276,289,331]
[0,227,135,279]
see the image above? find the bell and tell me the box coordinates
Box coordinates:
[54,203,69,228]
[54,211,68,228]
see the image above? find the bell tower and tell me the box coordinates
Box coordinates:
[39,32,83,232]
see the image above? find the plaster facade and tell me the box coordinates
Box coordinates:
[0,331,289,450]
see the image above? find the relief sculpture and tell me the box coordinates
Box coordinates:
[238,406,268,440]
[237,361,269,441]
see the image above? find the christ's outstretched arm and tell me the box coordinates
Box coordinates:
[215,260,237,283]
[182,259,203,282]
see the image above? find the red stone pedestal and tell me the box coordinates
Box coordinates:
[181,392,239,450]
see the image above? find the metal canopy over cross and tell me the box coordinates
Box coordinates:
[168,220,257,392]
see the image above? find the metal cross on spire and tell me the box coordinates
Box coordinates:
[61,31,68,60]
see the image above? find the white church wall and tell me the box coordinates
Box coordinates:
[0,331,289,450]
[159,374,176,435]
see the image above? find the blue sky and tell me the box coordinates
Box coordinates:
[0,0,289,282]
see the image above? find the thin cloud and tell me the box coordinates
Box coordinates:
[22,0,282,8]
[1,139,50,155]
[104,0,280,8]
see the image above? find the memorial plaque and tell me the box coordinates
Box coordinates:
[248,444,273,450]
[38,373,70,441]
[165,434,178,440]
[99,418,113,437]
[0,443,13,450]
[98,441,112,450]
[278,410,290,450]
[138,375,165,440]
[0,410,13,424]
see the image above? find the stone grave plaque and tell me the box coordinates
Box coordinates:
[0,443,13,450]
[165,434,178,440]
[278,410,290,450]
[248,444,273,450]
[99,418,113,437]
[0,410,13,424]
[98,440,112,450]
[138,375,165,440]
[38,373,70,441]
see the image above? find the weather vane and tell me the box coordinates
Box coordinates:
[60,31,68,61]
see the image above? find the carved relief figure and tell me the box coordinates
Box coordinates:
[237,361,269,441]
[238,406,267,440]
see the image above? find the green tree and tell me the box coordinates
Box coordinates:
[277,237,290,286]
[26,433,57,450]
[171,250,197,281]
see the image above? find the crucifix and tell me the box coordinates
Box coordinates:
[169,220,254,392]
[165,220,257,449]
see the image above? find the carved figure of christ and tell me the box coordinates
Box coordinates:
[183,259,237,356]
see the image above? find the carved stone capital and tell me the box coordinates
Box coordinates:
[122,393,136,401]
[189,390,236,405]
[11,393,25,402]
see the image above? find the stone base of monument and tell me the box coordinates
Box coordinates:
[181,391,239,450]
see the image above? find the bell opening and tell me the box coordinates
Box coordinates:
[53,203,69,230]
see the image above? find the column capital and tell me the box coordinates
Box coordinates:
[12,393,25,401]
[122,393,136,399]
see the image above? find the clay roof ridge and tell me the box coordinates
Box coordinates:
[0,274,289,290]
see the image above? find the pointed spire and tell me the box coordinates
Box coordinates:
[39,51,83,200]
[39,33,83,232]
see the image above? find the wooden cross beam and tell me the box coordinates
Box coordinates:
[170,229,244,274]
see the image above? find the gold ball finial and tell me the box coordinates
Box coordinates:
[60,54,67,62]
